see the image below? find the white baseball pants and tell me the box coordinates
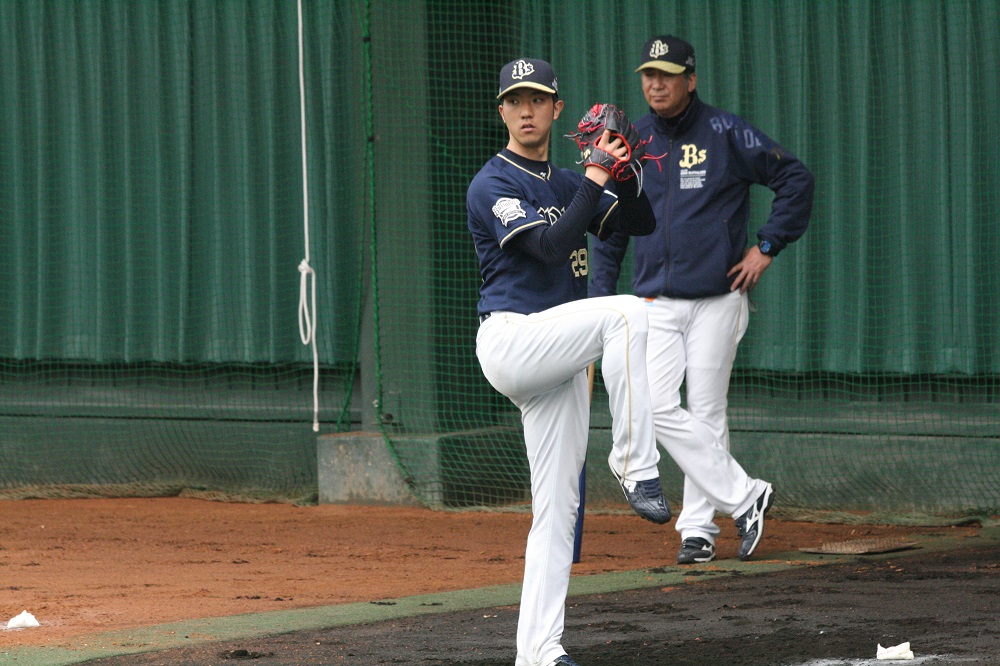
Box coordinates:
[476,295,660,666]
[644,290,768,543]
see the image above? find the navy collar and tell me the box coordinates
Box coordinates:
[652,90,702,137]
[498,148,552,179]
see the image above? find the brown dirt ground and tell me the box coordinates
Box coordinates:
[0,497,982,649]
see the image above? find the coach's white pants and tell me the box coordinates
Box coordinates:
[645,291,767,543]
[476,295,660,666]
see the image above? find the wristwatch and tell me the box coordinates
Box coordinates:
[757,239,777,256]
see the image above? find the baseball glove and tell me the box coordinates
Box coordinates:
[567,103,649,182]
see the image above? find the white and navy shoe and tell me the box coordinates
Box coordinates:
[608,455,671,524]
[735,484,775,561]
[677,536,716,564]
[551,654,582,666]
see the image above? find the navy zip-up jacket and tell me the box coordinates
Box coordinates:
[590,91,814,299]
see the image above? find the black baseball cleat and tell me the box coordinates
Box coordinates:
[608,456,671,524]
[677,536,716,564]
[551,655,582,666]
[735,484,775,561]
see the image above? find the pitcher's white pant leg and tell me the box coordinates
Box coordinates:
[512,373,588,666]
[475,295,660,666]
[590,296,660,481]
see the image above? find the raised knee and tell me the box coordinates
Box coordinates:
[616,295,648,333]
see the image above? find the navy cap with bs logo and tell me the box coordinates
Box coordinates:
[497,58,559,99]
[636,35,696,74]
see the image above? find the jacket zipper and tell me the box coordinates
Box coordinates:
[663,136,674,294]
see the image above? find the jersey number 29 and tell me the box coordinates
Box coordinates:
[571,248,588,277]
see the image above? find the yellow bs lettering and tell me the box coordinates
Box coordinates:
[679,144,707,169]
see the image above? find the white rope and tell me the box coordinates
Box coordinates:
[297,0,319,432]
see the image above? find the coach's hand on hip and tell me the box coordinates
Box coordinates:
[727,246,773,293]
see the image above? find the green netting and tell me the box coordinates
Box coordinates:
[1,1,998,523]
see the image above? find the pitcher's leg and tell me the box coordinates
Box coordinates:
[514,372,589,666]
[593,296,659,482]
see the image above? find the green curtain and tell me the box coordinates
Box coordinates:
[2,0,998,376]
[0,0,364,364]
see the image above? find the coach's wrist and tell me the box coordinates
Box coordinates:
[757,239,779,257]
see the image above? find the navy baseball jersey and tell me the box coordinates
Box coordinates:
[467,148,617,316]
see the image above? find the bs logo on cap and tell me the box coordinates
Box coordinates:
[498,58,559,99]
[635,35,696,74]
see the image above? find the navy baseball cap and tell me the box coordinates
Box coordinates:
[635,35,696,74]
[497,58,559,99]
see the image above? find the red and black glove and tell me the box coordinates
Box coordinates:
[567,103,649,182]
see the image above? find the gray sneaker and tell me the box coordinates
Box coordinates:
[677,537,716,564]
[735,484,775,561]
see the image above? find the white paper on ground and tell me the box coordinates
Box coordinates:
[6,610,41,629]
[877,641,914,660]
